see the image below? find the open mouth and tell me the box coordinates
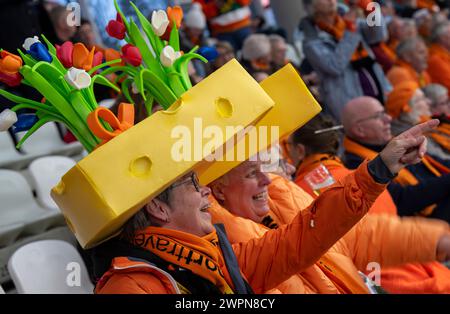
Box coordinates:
[200,203,211,212]
[252,191,268,201]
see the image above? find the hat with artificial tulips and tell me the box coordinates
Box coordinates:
[0,1,282,248]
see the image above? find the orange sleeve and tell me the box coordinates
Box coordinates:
[428,55,450,91]
[232,160,387,293]
[341,214,450,270]
[267,174,314,224]
[97,272,171,294]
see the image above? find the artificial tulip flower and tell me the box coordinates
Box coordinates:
[121,44,142,67]
[72,43,95,71]
[64,67,92,90]
[0,109,18,131]
[166,6,183,29]
[106,13,126,40]
[160,45,181,67]
[151,10,169,37]
[0,72,22,87]
[0,50,23,74]
[56,41,74,68]
[12,114,38,132]
[23,36,52,62]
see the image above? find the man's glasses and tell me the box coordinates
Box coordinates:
[355,110,388,123]
[168,172,201,192]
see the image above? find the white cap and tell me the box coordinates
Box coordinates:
[184,3,206,30]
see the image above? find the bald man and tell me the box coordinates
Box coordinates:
[342,96,450,223]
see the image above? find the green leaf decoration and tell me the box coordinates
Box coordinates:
[173,52,207,90]
[169,21,180,52]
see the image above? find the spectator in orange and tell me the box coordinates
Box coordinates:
[342,96,450,222]
[387,37,431,87]
[289,114,450,294]
[428,22,450,91]
[386,81,432,136]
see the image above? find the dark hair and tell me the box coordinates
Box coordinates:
[291,114,340,156]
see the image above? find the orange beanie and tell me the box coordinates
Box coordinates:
[386,81,419,119]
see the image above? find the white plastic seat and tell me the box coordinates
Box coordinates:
[17,122,83,157]
[0,131,35,170]
[8,240,94,294]
[0,283,5,294]
[0,169,61,236]
[0,223,25,247]
[28,156,76,210]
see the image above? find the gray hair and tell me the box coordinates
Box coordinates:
[120,188,172,241]
[242,34,271,61]
[431,21,450,43]
[268,34,286,46]
[422,84,448,108]
[396,37,424,59]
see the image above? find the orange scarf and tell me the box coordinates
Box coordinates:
[429,126,450,154]
[343,137,450,215]
[315,15,369,62]
[393,60,431,87]
[133,227,234,294]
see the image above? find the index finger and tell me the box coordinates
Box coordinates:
[398,119,440,138]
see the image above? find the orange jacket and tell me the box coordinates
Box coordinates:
[295,154,450,293]
[96,161,387,294]
[387,60,431,87]
[428,44,450,91]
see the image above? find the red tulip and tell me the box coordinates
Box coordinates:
[0,72,22,87]
[121,44,142,67]
[92,51,104,69]
[106,13,126,40]
[56,41,74,68]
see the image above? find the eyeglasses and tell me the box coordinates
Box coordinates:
[168,172,201,192]
[355,110,388,123]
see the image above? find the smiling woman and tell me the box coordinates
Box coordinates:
[209,161,272,223]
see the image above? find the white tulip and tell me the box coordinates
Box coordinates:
[0,109,18,132]
[160,45,182,67]
[22,36,40,51]
[151,10,170,37]
[64,67,92,90]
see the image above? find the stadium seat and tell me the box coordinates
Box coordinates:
[0,169,63,236]
[28,156,76,210]
[8,240,94,294]
[0,131,34,170]
[0,283,5,294]
[16,122,83,157]
[0,223,25,247]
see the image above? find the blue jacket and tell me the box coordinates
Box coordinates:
[300,17,392,122]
